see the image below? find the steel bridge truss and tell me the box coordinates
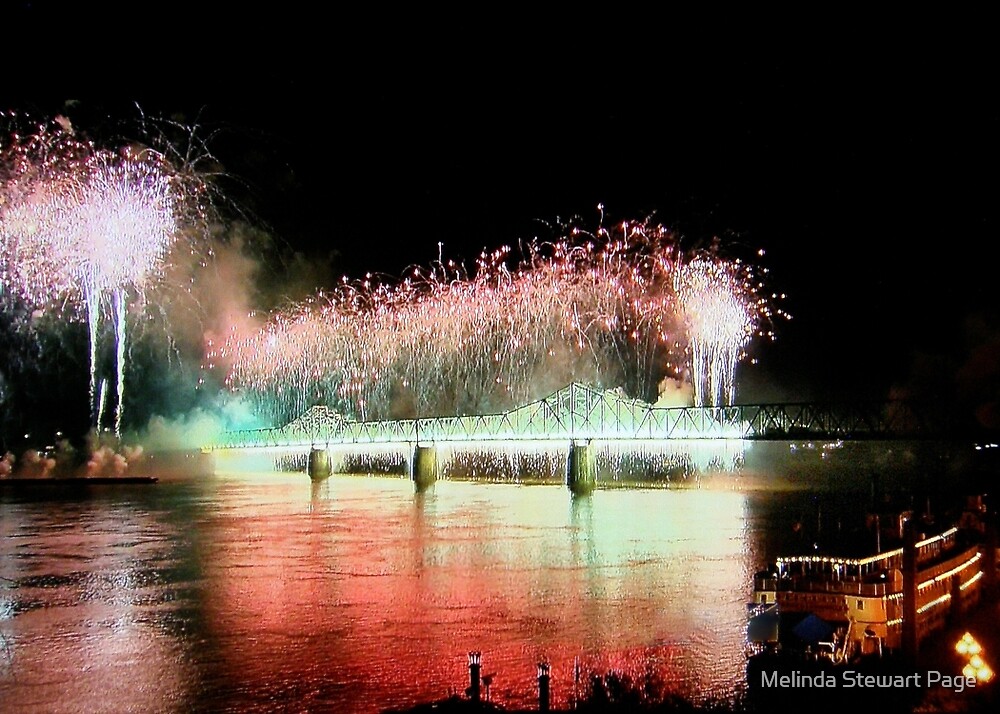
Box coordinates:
[212,383,954,450]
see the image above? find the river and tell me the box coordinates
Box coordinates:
[0,458,935,713]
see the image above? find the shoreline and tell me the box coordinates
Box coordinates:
[0,475,159,487]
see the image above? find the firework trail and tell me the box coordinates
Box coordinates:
[113,287,127,437]
[216,217,785,424]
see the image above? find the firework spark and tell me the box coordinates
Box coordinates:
[215,217,785,424]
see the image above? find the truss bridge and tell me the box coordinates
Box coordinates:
[212,382,956,452]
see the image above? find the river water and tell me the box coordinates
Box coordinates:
[0,459,921,713]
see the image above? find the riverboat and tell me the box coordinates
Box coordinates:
[747,500,989,664]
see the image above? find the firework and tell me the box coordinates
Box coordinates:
[1,114,206,435]
[675,256,759,407]
[217,216,785,424]
[61,150,178,426]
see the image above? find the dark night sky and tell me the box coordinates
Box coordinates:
[7,22,1000,416]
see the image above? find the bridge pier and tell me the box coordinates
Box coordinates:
[411,444,438,489]
[566,441,596,495]
[308,448,332,481]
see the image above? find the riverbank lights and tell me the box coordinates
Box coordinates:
[467,651,482,702]
[956,633,993,682]
[962,660,994,683]
[537,662,551,713]
[967,655,994,683]
[955,632,982,656]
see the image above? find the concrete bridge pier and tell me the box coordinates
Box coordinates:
[411,444,438,490]
[308,448,332,481]
[567,441,596,495]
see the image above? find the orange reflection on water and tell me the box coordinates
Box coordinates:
[196,475,755,711]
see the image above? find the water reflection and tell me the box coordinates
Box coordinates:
[0,496,196,712]
[1,475,764,712]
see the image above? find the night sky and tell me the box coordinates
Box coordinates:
[6,30,999,436]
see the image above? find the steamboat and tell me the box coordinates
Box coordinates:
[747,497,991,664]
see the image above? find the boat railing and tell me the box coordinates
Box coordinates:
[756,575,892,598]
